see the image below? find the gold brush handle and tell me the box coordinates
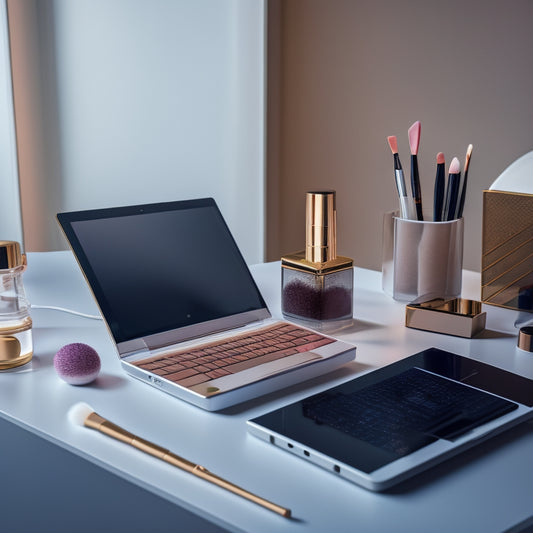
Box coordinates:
[187,462,291,518]
[85,413,291,518]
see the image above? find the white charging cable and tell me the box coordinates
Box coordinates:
[30,304,103,321]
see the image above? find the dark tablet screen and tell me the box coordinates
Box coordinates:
[250,348,531,473]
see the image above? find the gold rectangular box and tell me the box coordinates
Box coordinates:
[481,190,533,311]
[406,298,486,338]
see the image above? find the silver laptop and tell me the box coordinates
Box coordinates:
[248,347,533,491]
[57,198,356,410]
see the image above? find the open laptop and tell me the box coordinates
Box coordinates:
[248,347,533,491]
[57,198,356,410]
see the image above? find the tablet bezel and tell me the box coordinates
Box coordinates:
[247,348,533,491]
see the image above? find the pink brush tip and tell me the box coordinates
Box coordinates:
[408,121,421,154]
[449,157,461,175]
[436,152,445,165]
[387,136,398,154]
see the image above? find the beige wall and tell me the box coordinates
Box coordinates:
[267,0,533,272]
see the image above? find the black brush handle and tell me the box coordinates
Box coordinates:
[411,154,423,220]
[456,171,469,219]
[433,163,445,221]
[444,173,461,221]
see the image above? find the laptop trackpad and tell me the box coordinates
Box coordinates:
[189,352,322,396]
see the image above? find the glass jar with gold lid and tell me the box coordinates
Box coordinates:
[0,241,33,369]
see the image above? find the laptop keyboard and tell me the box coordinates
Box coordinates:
[133,322,335,388]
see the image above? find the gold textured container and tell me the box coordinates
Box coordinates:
[0,241,33,369]
[481,190,533,311]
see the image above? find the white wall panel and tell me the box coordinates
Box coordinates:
[0,0,23,245]
[9,0,265,263]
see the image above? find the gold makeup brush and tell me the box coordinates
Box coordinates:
[68,403,291,518]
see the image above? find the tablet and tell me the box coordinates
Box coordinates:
[247,347,533,491]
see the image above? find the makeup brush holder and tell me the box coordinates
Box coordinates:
[382,212,464,302]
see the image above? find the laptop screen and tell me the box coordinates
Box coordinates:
[58,199,267,345]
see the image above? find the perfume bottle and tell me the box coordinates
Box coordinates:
[281,191,354,328]
[0,241,33,369]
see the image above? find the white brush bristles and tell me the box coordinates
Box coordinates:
[68,402,94,427]
[449,157,461,175]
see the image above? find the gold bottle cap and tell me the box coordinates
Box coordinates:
[0,241,26,270]
[518,326,533,352]
[305,191,337,263]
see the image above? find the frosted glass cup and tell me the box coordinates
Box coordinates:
[382,211,464,302]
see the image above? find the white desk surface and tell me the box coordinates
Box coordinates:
[3,251,533,532]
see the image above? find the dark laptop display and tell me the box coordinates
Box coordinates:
[59,199,267,345]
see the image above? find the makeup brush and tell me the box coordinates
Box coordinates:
[433,152,446,221]
[443,157,461,221]
[387,135,414,219]
[408,121,423,220]
[456,144,473,219]
[68,403,291,518]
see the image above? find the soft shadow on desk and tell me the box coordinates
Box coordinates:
[1,355,60,373]
[384,420,533,496]
[321,319,386,336]
[221,361,374,416]
[6,357,127,389]
[287,517,306,525]
[474,329,516,340]
[93,373,128,390]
